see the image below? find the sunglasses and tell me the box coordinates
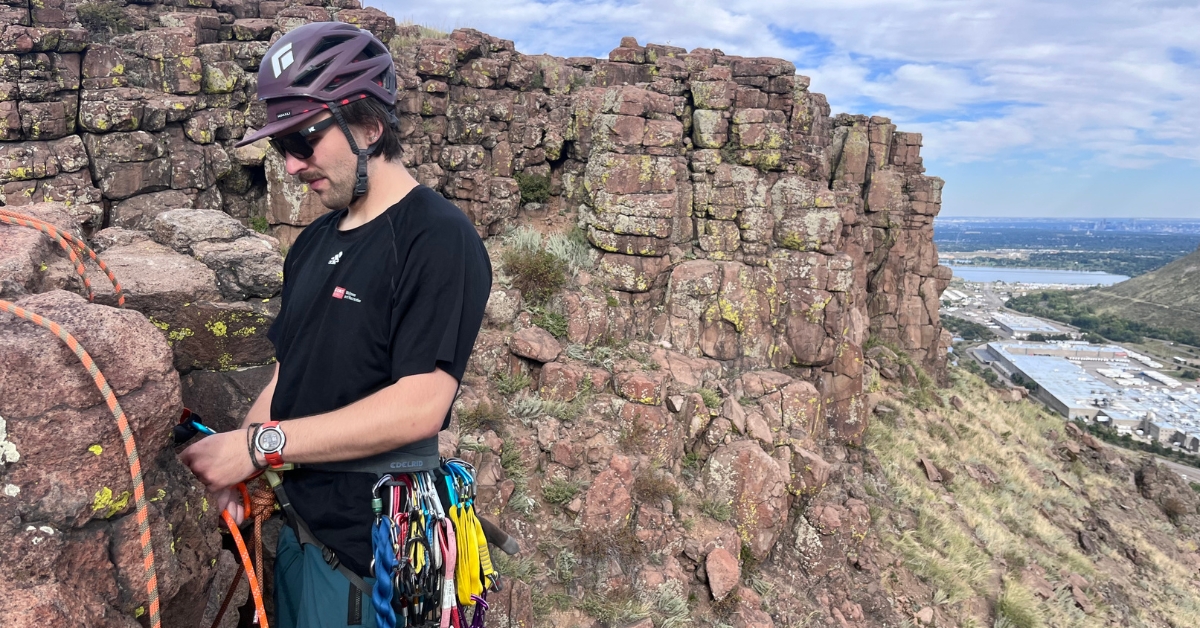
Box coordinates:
[269,116,336,159]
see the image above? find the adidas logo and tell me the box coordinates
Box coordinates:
[328,251,343,265]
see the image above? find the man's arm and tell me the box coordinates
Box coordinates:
[241,362,279,428]
[270,367,455,464]
[180,366,456,491]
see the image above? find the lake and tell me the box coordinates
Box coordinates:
[946,265,1130,286]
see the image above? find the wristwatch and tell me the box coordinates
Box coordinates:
[253,421,287,468]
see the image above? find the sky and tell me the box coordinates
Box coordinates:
[370,0,1200,219]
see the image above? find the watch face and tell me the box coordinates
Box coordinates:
[259,429,283,451]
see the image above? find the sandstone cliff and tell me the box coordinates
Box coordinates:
[0,1,959,626]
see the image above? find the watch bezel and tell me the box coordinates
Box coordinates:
[255,424,286,454]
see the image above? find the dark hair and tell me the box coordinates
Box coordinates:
[339,96,402,161]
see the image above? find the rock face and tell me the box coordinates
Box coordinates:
[0,290,222,627]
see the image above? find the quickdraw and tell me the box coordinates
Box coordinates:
[368,458,499,627]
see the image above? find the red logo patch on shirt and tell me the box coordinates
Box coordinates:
[332,286,346,299]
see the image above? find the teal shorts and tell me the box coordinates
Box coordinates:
[275,525,378,628]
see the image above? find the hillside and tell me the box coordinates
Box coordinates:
[1073,246,1200,336]
[862,367,1200,628]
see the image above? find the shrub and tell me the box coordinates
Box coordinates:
[515,171,551,204]
[995,579,1042,628]
[696,387,721,409]
[457,401,507,434]
[77,1,132,37]
[631,469,679,505]
[493,370,532,395]
[249,216,269,234]
[699,498,732,522]
[542,477,583,505]
[531,306,568,338]
[546,227,595,272]
[503,247,567,305]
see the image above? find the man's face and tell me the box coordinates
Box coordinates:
[273,112,358,210]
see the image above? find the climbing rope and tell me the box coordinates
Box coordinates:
[0,298,162,628]
[1,214,266,628]
[0,208,124,306]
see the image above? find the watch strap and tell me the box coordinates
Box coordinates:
[258,421,286,468]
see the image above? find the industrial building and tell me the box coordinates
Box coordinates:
[986,342,1116,419]
[991,313,1063,338]
[985,341,1200,451]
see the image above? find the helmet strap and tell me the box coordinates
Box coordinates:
[325,100,386,199]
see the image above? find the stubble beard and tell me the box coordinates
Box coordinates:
[304,164,355,210]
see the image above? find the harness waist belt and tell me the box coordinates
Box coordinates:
[298,435,441,475]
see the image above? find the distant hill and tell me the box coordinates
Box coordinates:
[1076,246,1200,336]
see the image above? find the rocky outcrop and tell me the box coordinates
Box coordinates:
[0,289,222,627]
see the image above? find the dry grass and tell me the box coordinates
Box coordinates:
[865,365,1200,627]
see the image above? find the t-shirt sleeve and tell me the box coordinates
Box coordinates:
[389,214,492,383]
[266,220,316,358]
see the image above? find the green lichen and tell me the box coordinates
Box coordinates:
[87,444,103,455]
[205,320,227,337]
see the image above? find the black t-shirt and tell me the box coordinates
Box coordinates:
[266,185,491,576]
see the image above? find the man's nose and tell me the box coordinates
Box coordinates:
[284,152,308,176]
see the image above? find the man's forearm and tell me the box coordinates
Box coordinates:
[272,368,456,465]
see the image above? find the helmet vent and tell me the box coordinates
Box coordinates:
[309,34,355,60]
[292,60,330,88]
[323,69,366,92]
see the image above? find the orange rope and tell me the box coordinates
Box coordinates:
[222,505,270,628]
[0,299,161,628]
[1,216,267,627]
[0,209,125,306]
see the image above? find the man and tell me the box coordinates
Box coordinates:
[180,21,492,627]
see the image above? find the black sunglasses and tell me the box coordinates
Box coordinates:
[269,116,336,159]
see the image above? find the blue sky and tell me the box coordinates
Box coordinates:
[370,0,1200,218]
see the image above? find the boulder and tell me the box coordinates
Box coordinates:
[508,326,562,363]
[0,290,221,627]
[191,236,284,300]
[702,440,790,561]
[705,546,739,600]
[151,208,252,255]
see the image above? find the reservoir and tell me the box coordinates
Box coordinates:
[946,265,1129,286]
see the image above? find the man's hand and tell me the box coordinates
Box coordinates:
[179,429,257,493]
[214,486,247,526]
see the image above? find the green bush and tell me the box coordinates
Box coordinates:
[699,498,732,522]
[249,216,269,234]
[542,477,582,505]
[515,172,551,204]
[531,306,568,338]
[696,387,721,409]
[503,247,567,305]
[458,401,507,433]
[493,370,532,395]
[77,1,132,37]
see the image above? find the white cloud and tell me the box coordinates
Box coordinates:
[369,0,1200,169]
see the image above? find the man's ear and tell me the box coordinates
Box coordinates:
[366,119,384,145]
